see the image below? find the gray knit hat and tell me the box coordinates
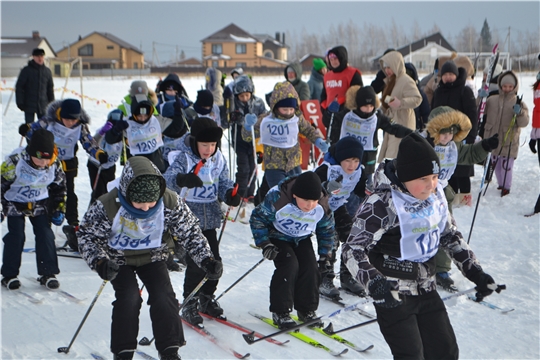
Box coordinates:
[128,175,161,203]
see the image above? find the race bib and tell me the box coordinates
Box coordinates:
[324,163,362,211]
[88,137,123,169]
[340,112,377,151]
[47,122,81,160]
[273,203,324,237]
[184,152,225,203]
[434,142,458,188]
[260,115,299,148]
[127,117,163,155]
[4,157,56,203]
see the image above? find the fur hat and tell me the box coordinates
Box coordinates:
[32,48,45,56]
[454,56,475,77]
[130,80,149,96]
[128,175,162,203]
[333,136,364,163]
[396,133,440,183]
[345,85,380,111]
[26,128,55,159]
[190,116,223,143]
[436,52,458,72]
[313,58,326,71]
[441,61,459,77]
[426,106,472,144]
[59,99,81,120]
[291,172,322,200]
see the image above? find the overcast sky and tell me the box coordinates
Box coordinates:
[2,0,538,62]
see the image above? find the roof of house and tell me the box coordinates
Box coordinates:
[1,36,56,57]
[396,32,455,56]
[201,23,257,43]
[56,32,143,54]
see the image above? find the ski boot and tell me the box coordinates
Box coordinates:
[181,297,203,327]
[1,276,21,290]
[297,310,323,328]
[272,312,296,330]
[38,274,60,290]
[199,294,225,319]
[62,223,79,251]
[436,272,458,292]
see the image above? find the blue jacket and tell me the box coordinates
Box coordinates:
[307,67,324,101]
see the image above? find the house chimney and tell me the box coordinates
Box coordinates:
[282,32,286,45]
[32,31,40,39]
[275,32,280,42]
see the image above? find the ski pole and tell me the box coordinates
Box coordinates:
[217,183,239,244]
[232,126,259,222]
[58,280,108,354]
[468,153,492,244]
[139,276,209,346]
[322,318,378,335]
[215,258,265,301]
[232,167,258,222]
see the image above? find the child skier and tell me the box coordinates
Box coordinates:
[77,156,222,360]
[483,70,530,196]
[163,117,241,327]
[342,132,500,359]
[18,98,108,250]
[1,129,66,290]
[250,171,335,329]
[314,136,367,298]
[425,106,498,291]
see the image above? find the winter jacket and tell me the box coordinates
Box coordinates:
[341,160,485,296]
[532,81,540,140]
[156,73,190,108]
[307,67,324,101]
[1,148,66,218]
[404,63,431,130]
[78,156,213,269]
[484,71,530,159]
[206,68,224,106]
[241,81,322,172]
[230,92,267,154]
[163,133,234,231]
[26,100,103,169]
[377,51,422,162]
[285,62,310,101]
[15,60,54,114]
[119,92,159,117]
[250,175,335,257]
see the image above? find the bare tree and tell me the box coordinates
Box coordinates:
[454,25,479,52]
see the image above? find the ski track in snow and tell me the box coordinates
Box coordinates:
[1,73,539,359]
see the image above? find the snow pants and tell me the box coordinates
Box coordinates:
[62,157,79,226]
[110,261,184,355]
[268,237,320,314]
[1,214,59,278]
[183,229,220,298]
[235,150,256,198]
[374,290,459,360]
[87,161,116,204]
[492,155,515,190]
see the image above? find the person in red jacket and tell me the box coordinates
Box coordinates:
[320,46,363,144]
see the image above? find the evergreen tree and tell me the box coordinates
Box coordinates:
[479,19,493,52]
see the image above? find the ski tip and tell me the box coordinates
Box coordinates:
[233,351,251,359]
[354,344,375,352]
[330,348,348,356]
[242,332,256,345]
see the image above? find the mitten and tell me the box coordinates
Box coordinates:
[96,150,109,164]
[481,134,499,151]
[51,211,65,226]
[478,88,489,98]
[174,95,189,113]
[328,99,340,113]
[513,104,522,115]
[108,109,123,122]
[368,274,402,308]
[470,271,497,301]
[261,241,279,261]
[314,138,329,153]
[98,121,114,136]
[323,175,343,195]
[256,152,264,164]
[529,139,537,154]
[113,120,129,134]
[201,258,223,280]
[244,113,257,132]
[224,187,241,207]
[176,173,203,189]
[229,110,244,124]
[19,124,30,137]
[96,259,120,281]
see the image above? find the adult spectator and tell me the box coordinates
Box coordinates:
[285,62,310,101]
[307,58,327,101]
[15,48,54,124]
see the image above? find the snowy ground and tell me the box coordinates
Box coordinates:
[1,73,539,360]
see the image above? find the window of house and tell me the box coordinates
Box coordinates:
[212,44,222,55]
[236,44,246,54]
[107,45,114,50]
[236,62,247,68]
[78,44,93,56]
[134,62,138,69]
[212,60,219,68]
[264,50,274,59]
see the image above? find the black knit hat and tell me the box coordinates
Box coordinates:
[334,136,364,163]
[190,116,223,143]
[59,99,81,120]
[441,61,459,77]
[275,97,298,109]
[194,89,214,115]
[291,172,322,200]
[396,133,440,183]
[32,48,45,56]
[355,86,377,108]
[131,95,153,117]
[26,128,55,159]
[128,175,162,203]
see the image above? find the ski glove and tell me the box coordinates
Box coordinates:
[201,258,223,280]
[261,241,279,261]
[229,110,244,124]
[113,120,129,134]
[323,175,343,195]
[18,124,30,137]
[470,271,497,301]
[98,121,114,136]
[481,134,499,151]
[314,138,329,153]
[174,95,190,113]
[96,259,120,281]
[224,188,241,207]
[96,150,109,164]
[529,139,537,154]
[478,88,489,98]
[513,104,522,115]
[176,173,203,189]
[368,274,403,308]
[51,211,65,226]
[328,99,340,113]
[244,113,257,132]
